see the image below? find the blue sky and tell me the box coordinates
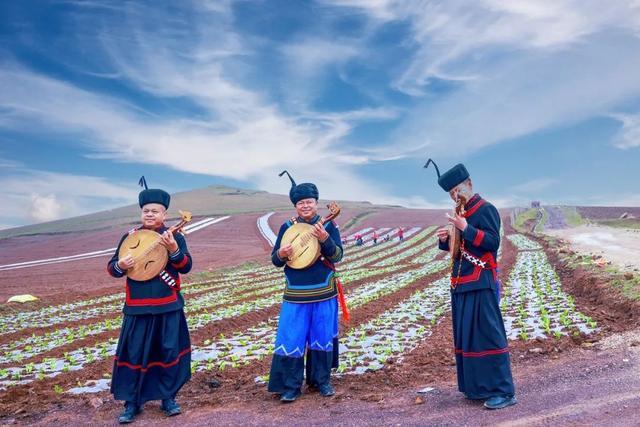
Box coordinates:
[1,0,640,229]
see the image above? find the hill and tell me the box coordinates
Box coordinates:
[0,185,380,239]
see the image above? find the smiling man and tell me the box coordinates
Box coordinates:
[107,177,193,423]
[267,170,344,403]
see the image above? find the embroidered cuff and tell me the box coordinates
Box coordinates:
[472,230,485,247]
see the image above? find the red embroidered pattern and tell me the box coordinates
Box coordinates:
[125,283,178,306]
[114,347,191,372]
[455,347,509,358]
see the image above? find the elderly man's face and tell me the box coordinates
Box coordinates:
[295,198,318,220]
[449,179,473,202]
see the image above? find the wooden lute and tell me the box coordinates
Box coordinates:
[448,195,467,259]
[281,202,341,269]
[119,210,192,281]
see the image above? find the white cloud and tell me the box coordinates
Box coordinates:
[0,66,396,182]
[325,0,640,94]
[611,113,640,149]
[323,0,640,159]
[510,178,559,194]
[2,0,639,228]
[29,194,63,222]
[0,1,406,215]
[281,38,361,76]
[576,192,640,206]
[0,170,138,227]
[0,158,23,169]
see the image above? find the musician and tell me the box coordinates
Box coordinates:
[425,160,516,410]
[267,171,343,403]
[107,178,193,423]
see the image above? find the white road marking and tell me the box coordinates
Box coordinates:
[0,216,230,271]
[257,212,277,247]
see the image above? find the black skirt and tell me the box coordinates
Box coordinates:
[110,309,191,405]
[451,288,515,399]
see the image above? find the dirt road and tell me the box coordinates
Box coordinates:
[19,329,640,426]
[547,224,640,272]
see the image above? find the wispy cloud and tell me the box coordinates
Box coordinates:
[0,157,23,169]
[0,170,138,227]
[1,0,639,229]
[611,113,640,149]
[0,1,399,207]
[511,178,559,194]
[323,0,640,159]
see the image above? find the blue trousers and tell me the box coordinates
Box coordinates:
[268,298,339,393]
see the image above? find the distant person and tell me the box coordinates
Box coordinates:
[356,235,364,246]
[107,177,193,424]
[384,234,390,242]
[268,171,345,403]
[425,159,516,410]
[372,230,378,245]
[398,227,404,241]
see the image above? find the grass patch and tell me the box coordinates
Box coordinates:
[551,238,640,302]
[187,260,269,282]
[561,206,586,227]
[341,210,376,233]
[513,208,539,233]
[595,219,640,230]
[614,275,640,301]
[534,208,548,233]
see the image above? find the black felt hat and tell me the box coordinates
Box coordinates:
[424,159,470,192]
[137,176,170,209]
[279,170,319,205]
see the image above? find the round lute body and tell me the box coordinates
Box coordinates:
[281,202,341,269]
[449,195,467,259]
[119,210,192,281]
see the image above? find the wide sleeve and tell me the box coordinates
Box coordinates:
[320,221,343,263]
[107,234,128,278]
[461,204,501,252]
[169,232,193,274]
[271,222,289,268]
[438,237,450,252]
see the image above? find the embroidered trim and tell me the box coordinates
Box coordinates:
[273,345,304,357]
[171,254,189,269]
[472,230,485,247]
[308,339,335,352]
[455,347,509,358]
[462,250,488,269]
[159,270,180,288]
[463,199,486,218]
[125,283,178,306]
[451,251,498,287]
[114,347,191,371]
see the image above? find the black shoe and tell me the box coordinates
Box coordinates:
[318,383,335,397]
[280,389,301,403]
[484,395,517,410]
[161,398,182,416]
[118,402,141,424]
